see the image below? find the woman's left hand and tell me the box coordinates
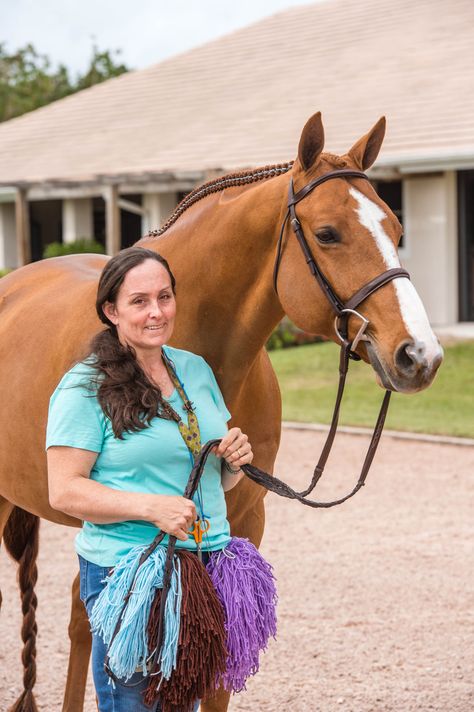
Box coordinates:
[215,427,253,471]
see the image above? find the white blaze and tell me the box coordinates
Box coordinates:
[349,187,441,361]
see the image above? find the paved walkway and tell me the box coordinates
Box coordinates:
[1,428,474,711]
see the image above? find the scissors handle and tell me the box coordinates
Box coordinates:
[188,518,210,544]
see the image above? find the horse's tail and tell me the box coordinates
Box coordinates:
[4,506,40,712]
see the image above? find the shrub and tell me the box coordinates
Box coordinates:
[43,238,105,258]
[0,268,13,278]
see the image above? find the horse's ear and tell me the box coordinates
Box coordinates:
[298,111,325,171]
[348,117,386,170]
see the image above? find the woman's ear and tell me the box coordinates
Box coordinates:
[102,301,118,325]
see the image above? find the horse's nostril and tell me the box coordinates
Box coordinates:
[394,340,426,373]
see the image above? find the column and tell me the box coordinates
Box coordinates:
[104,185,120,255]
[62,198,94,244]
[15,187,31,266]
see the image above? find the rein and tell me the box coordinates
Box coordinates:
[271,167,409,501]
[104,168,411,686]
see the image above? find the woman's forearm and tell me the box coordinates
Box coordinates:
[49,457,196,541]
[50,475,153,523]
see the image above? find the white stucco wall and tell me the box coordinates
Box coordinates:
[400,172,458,326]
[0,202,17,269]
[142,193,177,235]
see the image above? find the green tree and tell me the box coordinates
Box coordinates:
[75,46,128,91]
[0,43,129,122]
[0,43,72,121]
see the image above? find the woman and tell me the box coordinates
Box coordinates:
[46,246,254,711]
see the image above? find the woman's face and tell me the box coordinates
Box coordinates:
[103,259,176,353]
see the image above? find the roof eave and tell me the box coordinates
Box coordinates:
[374,151,474,174]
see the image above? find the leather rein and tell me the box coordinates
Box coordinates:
[103,169,411,685]
[238,167,410,508]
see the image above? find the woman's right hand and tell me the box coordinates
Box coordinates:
[143,495,197,542]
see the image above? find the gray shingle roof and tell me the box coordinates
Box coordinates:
[0,0,473,185]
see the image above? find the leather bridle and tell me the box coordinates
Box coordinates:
[264,168,411,505]
[103,168,414,688]
[273,169,409,347]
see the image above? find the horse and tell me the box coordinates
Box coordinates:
[0,112,443,712]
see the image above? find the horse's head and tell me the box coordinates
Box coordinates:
[275,112,443,393]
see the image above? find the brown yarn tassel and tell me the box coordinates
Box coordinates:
[144,552,228,712]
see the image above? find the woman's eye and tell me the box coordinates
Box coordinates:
[315,228,339,244]
[160,294,170,301]
[133,299,144,305]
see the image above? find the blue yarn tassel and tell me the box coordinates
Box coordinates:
[89,545,182,682]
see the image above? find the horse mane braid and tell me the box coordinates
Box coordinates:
[145,161,294,238]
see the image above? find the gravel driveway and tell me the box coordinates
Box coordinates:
[1,428,473,711]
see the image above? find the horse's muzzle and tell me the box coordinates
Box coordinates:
[366,338,443,393]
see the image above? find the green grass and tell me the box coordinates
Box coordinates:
[268,341,474,438]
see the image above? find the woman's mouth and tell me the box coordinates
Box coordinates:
[145,324,165,331]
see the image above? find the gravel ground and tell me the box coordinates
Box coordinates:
[1,428,474,712]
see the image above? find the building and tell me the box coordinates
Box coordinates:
[0,0,473,324]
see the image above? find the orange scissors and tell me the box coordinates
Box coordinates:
[188,518,210,544]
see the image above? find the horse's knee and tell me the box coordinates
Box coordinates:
[68,572,90,643]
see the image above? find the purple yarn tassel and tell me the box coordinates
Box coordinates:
[206,537,277,692]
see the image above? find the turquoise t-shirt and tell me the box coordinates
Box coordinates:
[46,345,232,566]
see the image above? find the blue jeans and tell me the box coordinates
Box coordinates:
[79,554,200,712]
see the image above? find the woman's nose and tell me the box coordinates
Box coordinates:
[148,301,163,317]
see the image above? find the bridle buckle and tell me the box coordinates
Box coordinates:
[334,308,370,352]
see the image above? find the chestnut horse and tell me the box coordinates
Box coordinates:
[0,113,442,712]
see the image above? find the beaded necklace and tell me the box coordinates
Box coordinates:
[160,351,210,558]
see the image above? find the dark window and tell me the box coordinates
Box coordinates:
[120,194,142,248]
[29,200,62,261]
[92,197,106,248]
[458,170,474,321]
[177,191,189,204]
[374,180,404,248]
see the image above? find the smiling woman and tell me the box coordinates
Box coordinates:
[44,246,269,711]
[100,253,178,397]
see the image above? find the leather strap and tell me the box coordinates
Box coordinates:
[289,169,369,205]
[345,268,410,311]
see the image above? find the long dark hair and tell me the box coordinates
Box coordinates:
[87,247,178,439]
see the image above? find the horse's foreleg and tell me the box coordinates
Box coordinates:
[4,507,39,712]
[62,572,92,712]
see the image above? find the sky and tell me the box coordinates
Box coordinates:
[2,0,320,76]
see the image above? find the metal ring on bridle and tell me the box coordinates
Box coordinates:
[334,308,370,352]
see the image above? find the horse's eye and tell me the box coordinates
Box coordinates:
[315,227,339,244]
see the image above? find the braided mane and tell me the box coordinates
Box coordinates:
[145,161,294,238]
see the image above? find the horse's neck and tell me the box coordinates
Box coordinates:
[143,176,286,396]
